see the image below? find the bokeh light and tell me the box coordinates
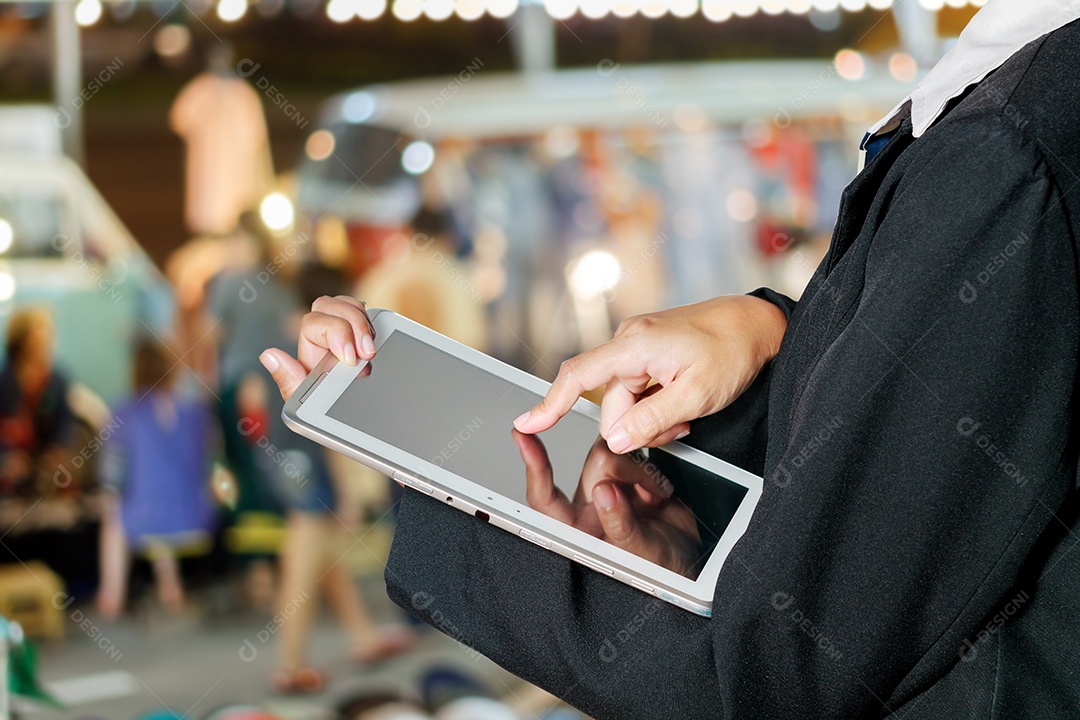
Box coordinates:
[259,192,295,232]
[305,129,336,161]
[726,189,758,223]
[154,24,192,58]
[327,0,357,21]
[392,0,424,19]
[834,48,867,81]
[702,0,733,22]
[888,52,918,82]
[401,141,436,175]
[342,91,377,124]
[0,220,12,255]
[568,250,621,298]
[0,269,15,302]
[74,0,104,26]
[216,0,248,21]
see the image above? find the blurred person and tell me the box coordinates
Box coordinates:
[355,206,486,351]
[207,213,294,525]
[0,308,74,497]
[96,341,217,618]
[264,4,1080,719]
[204,212,294,616]
[206,213,410,694]
[170,43,273,236]
[165,234,237,390]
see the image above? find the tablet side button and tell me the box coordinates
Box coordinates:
[630,579,657,595]
[298,372,328,404]
[572,554,615,576]
[518,529,552,549]
[392,470,434,495]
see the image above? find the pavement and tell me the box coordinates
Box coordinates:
[15,575,576,720]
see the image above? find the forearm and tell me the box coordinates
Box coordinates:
[385,490,724,720]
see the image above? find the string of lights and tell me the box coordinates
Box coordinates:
[57,0,987,28]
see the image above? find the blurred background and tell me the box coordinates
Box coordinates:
[0,0,978,718]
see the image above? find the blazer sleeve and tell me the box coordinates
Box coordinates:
[749,286,798,321]
[706,121,1080,718]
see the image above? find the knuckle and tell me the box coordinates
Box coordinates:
[617,314,657,337]
[558,358,579,383]
[337,295,367,313]
[610,518,638,546]
[615,315,643,337]
[594,451,618,476]
[631,402,666,440]
[325,316,353,340]
[311,295,335,311]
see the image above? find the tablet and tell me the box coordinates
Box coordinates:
[283,309,762,617]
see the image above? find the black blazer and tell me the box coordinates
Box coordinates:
[384,19,1080,720]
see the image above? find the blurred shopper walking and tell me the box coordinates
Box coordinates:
[96,340,217,618]
[207,213,410,694]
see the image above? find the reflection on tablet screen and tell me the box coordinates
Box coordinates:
[326,330,748,579]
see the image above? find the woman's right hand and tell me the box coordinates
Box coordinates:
[513,295,787,455]
[261,295,376,401]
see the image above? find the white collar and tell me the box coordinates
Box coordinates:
[867,0,1080,139]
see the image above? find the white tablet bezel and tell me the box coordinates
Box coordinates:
[283,309,762,617]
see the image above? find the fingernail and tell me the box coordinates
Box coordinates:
[594,484,616,510]
[360,335,375,356]
[675,429,690,441]
[608,431,633,454]
[259,352,279,372]
[343,344,357,365]
[513,411,531,430]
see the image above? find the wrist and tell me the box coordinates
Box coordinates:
[745,295,788,362]
[707,294,787,365]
